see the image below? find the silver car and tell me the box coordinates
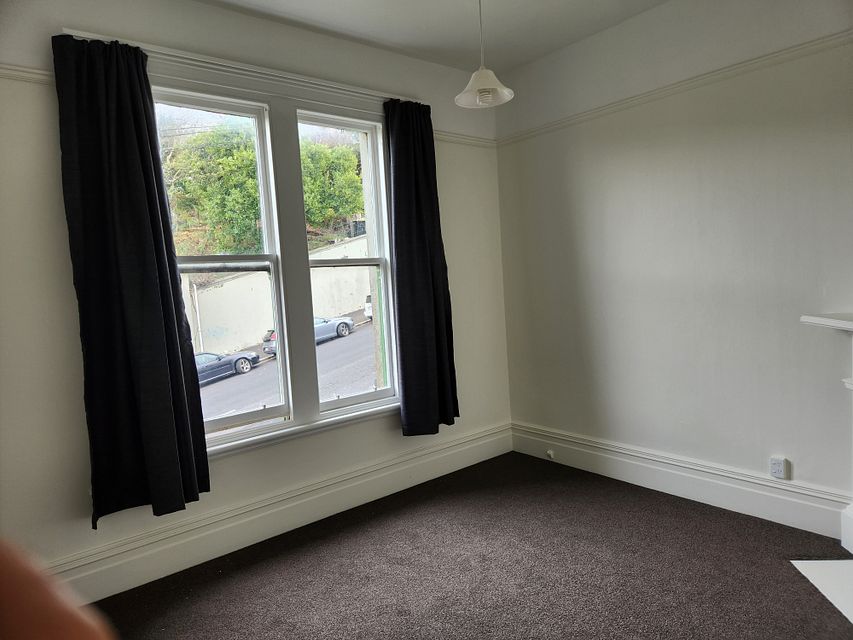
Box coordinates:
[313,316,355,343]
[262,315,355,355]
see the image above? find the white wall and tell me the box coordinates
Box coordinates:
[182,272,275,354]
[310,267,371,319]
[497,2,853,496]
[497,0,853,139]
[0,0,510,600]
[309,236,372,319]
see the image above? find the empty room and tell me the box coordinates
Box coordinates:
[1,0,852,637]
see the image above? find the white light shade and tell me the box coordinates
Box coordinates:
[454,67,514,108]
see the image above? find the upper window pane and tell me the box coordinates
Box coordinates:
[156,103,264,256]
[299,123,376,258]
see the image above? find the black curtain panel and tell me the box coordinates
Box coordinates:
[383,99,460,435]
[52,35,209,528]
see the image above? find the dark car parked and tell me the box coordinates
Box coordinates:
[262,316,355,356]
[194,351,260,384]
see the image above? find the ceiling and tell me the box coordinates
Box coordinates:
[203,0,671,73]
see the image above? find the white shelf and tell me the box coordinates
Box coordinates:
[800,314,853,332]
[792,560,853,624]
[801,313,853,551]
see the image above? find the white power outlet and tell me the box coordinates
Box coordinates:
[770,456,790,480]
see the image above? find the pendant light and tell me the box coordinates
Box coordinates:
[455,0,514,108]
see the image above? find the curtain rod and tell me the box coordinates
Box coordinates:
[61,28,422,105]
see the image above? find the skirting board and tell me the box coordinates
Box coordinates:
[512,422,851,540]
[843,506,853,552]
[51,420,849,602]
[53,423,512,603]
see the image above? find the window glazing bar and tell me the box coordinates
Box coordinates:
[178,262,271,273]
[308,258,383,268]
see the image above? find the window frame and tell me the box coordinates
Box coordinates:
[298,111,399,414]
[150,87,400,451]
[153,88,294,439]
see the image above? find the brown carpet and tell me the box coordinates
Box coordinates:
[96,452,853,639]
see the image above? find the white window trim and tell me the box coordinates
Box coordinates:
[122,40,403,453]
[154,89,295,441]
[299,111,399,414]
[206,401,402,458]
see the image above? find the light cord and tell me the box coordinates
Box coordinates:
[478,0,485,68]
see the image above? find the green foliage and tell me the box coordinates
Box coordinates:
[162,125,262,255]
[299,139,364,244]
[161,124,364,256]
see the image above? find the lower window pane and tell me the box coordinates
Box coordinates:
[310,266,390,404]
[181,269,284,428]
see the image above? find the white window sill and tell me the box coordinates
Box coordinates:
[206,400,401,459]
